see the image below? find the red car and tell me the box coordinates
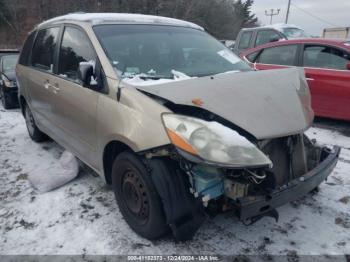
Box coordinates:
[241,38,350,121]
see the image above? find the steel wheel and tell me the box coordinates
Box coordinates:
[112,152,168,239]
[122,169,150,225]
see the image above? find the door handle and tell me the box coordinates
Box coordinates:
[52,83,60,94]
[306,78,314,81]
[44,80,50,90]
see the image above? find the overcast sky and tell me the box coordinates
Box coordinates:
[251,0,350,36]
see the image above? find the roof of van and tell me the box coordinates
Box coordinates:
[38,13,204,31]
[241,23,303,31]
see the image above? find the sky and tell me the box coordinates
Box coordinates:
[251,0,350,36]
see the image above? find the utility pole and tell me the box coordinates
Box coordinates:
[265,9,281,25]
[285,0,291,24]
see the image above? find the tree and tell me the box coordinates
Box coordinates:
[0,0,259,48]
[0,0,27,45]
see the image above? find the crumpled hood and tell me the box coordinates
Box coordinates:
[134,68,314,140]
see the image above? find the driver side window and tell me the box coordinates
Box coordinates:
[58,26,96,83]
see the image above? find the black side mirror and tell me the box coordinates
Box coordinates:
[78,63,95,88]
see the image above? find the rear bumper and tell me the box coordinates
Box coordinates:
[236,146,341,220]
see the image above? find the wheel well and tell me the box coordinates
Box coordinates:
[19,96,27,116]
[103,141,133,184]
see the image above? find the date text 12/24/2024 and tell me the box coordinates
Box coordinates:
[127,256,220,261]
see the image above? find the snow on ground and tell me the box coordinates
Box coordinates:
[0,105,350,257]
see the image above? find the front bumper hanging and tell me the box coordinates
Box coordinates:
[236,146,341,221]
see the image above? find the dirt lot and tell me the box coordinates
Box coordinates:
[0,105,350,257]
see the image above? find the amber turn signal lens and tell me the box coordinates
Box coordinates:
[166,128,198,155]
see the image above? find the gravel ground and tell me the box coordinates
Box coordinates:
[0,105,350,257]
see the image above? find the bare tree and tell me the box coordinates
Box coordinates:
[0,0,259,48]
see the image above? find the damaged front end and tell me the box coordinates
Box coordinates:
[134,68,340,241]
[146,128,339,241]
[181,134,340,222]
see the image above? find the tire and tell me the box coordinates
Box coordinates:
[24,104,48,142]
[0,87,13,109]
[111,151,168,240]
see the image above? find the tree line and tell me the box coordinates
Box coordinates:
[0,0,258,48]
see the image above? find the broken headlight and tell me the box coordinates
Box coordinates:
[162,114,272,168]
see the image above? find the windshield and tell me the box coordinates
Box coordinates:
[93,24,251,79]
[2,55,18,72]
[281,28,308,39]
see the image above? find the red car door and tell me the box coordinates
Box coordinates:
[302,44,350,121]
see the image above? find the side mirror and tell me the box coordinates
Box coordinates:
[347,62,350,70]
[78,62,95,88]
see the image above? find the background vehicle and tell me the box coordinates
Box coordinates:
[233,24,307,55]
[16,13,339,241]
[241,38,350,121]
[0,53,19,109]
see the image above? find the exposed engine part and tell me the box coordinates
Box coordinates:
[190,165,224,204]
[224,179,249,200]
[259,134,311,186]
[245,169,266,184]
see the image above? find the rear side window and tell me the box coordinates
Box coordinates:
[303,45,350,70]
[238,31,253,50]
[19,31,36,66]
[255,30,281,46]
[258,45,298,66]
[58,27,96,82]
[31,27,60,72]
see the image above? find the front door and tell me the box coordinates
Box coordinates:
[51,26,100,166]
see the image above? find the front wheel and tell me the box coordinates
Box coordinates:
[24,104,48,142]
[112,152,168,240]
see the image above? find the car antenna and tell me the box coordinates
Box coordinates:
[117,63,127,102]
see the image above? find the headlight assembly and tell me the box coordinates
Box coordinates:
[1,75,16,88]
[162,114,272,168]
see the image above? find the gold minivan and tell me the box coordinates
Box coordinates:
[16,13,340,241]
